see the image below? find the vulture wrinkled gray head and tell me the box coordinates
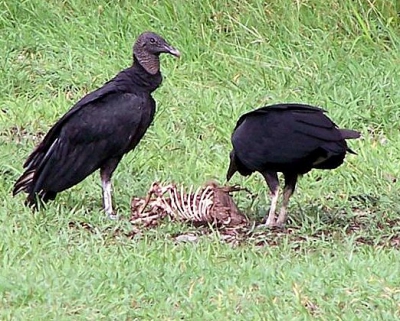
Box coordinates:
[133,31,180,75]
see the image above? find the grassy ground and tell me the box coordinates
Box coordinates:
[1,0,400,319]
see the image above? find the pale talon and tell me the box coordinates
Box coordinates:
[108,213,119,221]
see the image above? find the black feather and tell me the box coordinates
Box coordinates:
[229,103,359,174]
[226,103,360,225]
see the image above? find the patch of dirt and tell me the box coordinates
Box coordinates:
[68,217,400,249]
[68,182,400,249]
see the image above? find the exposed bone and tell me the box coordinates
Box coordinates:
[130,181,250,227]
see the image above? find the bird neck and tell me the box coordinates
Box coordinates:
[119,58,162,93]
[134,52,160,75]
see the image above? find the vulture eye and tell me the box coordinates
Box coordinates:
[149,37,156,43]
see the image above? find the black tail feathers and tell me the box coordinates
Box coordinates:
[339,129,361,140]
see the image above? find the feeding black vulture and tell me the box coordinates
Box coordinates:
[13,31,180,218]
[226,103,360,227]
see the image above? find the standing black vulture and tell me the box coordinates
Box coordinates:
[226,103,360,227]
[13,31,180,218]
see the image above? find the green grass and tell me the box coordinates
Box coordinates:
[1,0,400,319]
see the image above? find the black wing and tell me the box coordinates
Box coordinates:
[13,90,153,197]
[232,104,347,171]
[233,103,326,131]
[23,78,119,169]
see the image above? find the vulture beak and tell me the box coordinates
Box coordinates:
[226,151,238,182]
[165,45,181,58]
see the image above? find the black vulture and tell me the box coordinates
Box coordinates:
[226,103,360,227]
[13,31,180,218]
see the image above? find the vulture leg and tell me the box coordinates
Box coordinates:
[277,173,298,227]
[261,171,279,227]
[100,157,121,219]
